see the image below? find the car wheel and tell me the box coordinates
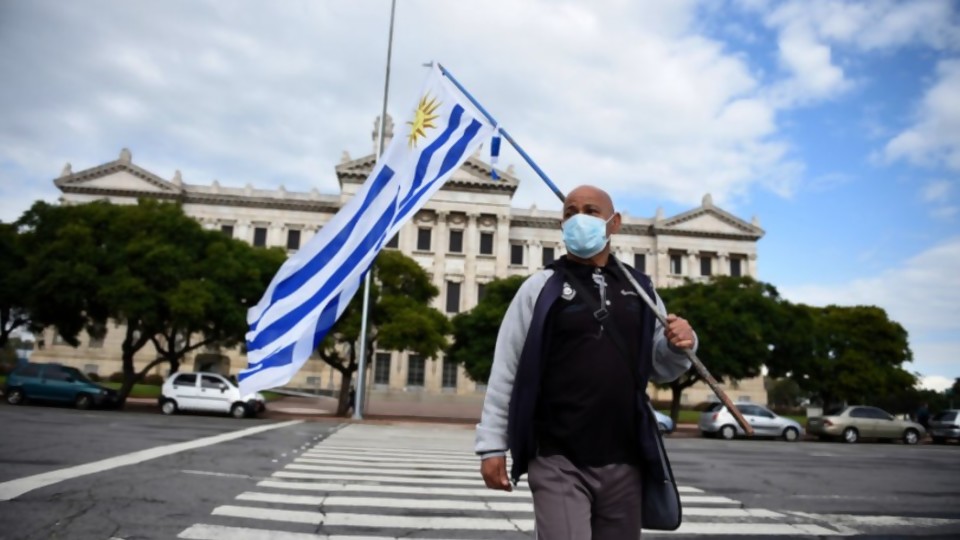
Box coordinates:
[903,429,920,445]
[160,399,178,415]
[720,425,736,440]
[783,427,800,442]
[230,403,247,419]
[75,394,92,410]
[842,427,859,444]
[6,388,25,405]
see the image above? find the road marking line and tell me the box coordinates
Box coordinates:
[0,420,302,502]
[179,523,463,540]
[647,523,848,535]
[315,444,481,457]
[212,505,535,531]
[789,511,960,528]
[302,449,478,464]
[255,480,730,504]
[182,470,260,480]
[294,456,481,471]
[273,470,521,487]
[257,479,530,498]
[286,463,480,478]
[237,491,533,512]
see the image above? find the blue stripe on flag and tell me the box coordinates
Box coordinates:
[402,105,465,208]
[246,186,399,356]
[239,297,341,380]
[253,164,396,328]
[398,118,484,218]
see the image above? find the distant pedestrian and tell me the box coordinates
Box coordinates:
[475,185,697,539]
[917,403,930,429]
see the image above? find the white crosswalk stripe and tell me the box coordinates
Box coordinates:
[178,423,866,539]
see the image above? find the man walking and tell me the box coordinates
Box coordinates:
[475,185,696,539]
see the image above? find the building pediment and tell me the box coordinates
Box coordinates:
[657,194,764,239]
[336,153,519,195]
[54,149,183,199]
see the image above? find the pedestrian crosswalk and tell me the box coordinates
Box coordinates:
[177,423,856,539]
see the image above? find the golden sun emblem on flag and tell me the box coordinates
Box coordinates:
[406,94,441,148]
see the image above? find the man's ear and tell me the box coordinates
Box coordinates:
[609,212,622,235]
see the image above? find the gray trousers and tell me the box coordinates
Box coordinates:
[528,454,643,540]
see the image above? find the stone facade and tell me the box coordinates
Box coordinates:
[37,135,768,415]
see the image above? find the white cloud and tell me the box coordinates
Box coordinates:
[920,375,954,393]
[0,0,802,222]
[761,0,960,105]
[781,237,960,378]
[884,59,960,172]
[921,179,953,203]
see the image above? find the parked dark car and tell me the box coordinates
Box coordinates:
[930,409,960,444]
[3,362,118,409]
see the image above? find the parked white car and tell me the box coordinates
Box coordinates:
[699,402,804,441]
[159,372,266,418]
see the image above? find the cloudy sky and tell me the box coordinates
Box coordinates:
[1,0,958,388]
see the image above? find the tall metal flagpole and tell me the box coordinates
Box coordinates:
[354,0,397,420]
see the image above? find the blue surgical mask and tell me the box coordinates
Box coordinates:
[562,213,614,258]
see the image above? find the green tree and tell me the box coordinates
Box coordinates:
[657,276,786,421]
[448,276,527,383]
[317,250,451,416]
[766,377,802,408]
[783,305,915,407]
[0,222,30,348]
[19,199,281,405]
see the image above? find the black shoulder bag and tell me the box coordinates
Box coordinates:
[559,266,682,531]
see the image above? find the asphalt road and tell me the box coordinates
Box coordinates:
[0,403,958,539]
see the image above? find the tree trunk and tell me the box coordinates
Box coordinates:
[670,380,683,422]
[336,368,356,417]
[117,350,138,408]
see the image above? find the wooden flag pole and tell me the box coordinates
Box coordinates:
[437,63,754,437]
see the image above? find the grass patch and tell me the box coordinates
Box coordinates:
[101,382,162,399]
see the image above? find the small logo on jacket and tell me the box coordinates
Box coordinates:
[561,283,576,300]
[621,289,638,297]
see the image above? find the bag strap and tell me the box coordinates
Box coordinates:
[558,264,642,391]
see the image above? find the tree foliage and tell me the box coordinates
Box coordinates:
[0,222,30,349]
[317,250,451,416]
[770,304,915,407]
[657,276,786,420]
[18,199,282,405]
[448,276,527,383]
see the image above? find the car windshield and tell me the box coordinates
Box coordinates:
[933,411,958,422]
[61,366,91,382]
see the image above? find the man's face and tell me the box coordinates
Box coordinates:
[562,186,621,237]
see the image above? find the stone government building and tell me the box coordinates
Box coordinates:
[34,122,767,416]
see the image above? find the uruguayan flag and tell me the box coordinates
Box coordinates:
[239,65,495,395]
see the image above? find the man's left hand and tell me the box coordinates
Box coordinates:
[665,314,695,350]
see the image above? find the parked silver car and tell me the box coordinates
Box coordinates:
[929,409,960,444]
[699,402,804,441]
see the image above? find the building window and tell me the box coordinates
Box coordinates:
[670,254,683,275]
[407,355,425,387]
[541,247,555,267]
[478,283,487,302]
[220,225,234,237]
[417,228,432,251]
[730,257,742,277]
[306,376,322,387]
[253,227,268,247]
[634,253,646,272]
[449,230,463,253]
[286,229,301,251]
[442,358,458,389]
[88,333,105,348]
[385,235,399,249]
[510,244,524,266]
[446,281,461,314]
[374,353,391,385]
[700,255,712,277]
[83,364,99,376]
[52,332,65,345]
[479,232,494,255]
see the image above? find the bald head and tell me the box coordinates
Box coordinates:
[563,185,615,220]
